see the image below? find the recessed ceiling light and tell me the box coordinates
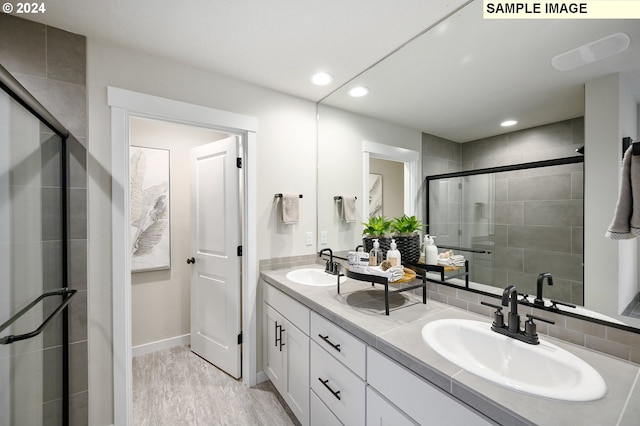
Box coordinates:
[310,72,333,86]
[501,120,517,127]
[348,86,369,97]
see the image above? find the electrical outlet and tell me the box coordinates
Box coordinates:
[320,231,328,245]
[306,231,313,246]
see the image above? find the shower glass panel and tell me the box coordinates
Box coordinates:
[426,156,584,305]
[0,87,67,424]
[427,174,496,285]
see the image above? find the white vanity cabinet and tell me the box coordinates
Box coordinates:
[367,386,418,426]
[263,284,310,425]
[310,312,366,425]
[367,347,493,426]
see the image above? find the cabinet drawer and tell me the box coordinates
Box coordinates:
[311,341,365,426]
[367,386,417,426]
[264,282,310,335]
[310,311,366,378]
[310,390,342,426]
[367,347,491,426]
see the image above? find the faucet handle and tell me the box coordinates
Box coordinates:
[549,299,577,310]
[524,314,554,343]
[526,313,555,325]
[481,301,504,328]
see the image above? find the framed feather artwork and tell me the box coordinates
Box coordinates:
[369,173,383,218]
[130,146,171,272]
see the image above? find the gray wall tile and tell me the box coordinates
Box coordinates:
[0,14,46,76]
[508,174,571,201]
[508,225,572,252]
[12,73,87,138]
[46,26,86,85]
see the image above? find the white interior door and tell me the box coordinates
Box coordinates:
[189,136,241,378]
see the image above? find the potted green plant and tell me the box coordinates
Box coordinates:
[362,215,393,256]
[390,214,425,263]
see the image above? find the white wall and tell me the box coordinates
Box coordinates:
[317,104,422,252]
[86,37,317,424]
[584,73,639,317]
[619,72,639,312]
[129,117,228,348]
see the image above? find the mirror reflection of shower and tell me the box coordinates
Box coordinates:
[427,156,584,306]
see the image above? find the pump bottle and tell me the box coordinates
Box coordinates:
[386,239,401,267]
[369,239,383,266]
[424,235,438,265]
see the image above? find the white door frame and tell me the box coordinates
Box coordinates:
[362,140,420,221]
[108,87,258,426]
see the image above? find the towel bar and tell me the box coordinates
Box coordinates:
[333,196,357,201]
[274,193,303,198]
[622,137,640,157]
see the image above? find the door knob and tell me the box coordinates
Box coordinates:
[186,257,195,264]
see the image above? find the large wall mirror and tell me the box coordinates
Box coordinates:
[317,0,640,331]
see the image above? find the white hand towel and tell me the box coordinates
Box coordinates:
[281,193,299,224]
[606,145,640,239]
[340,196,357,223]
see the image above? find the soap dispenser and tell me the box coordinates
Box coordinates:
[369,239,383,266]
[386,239,401,267]
[424,235,438,265]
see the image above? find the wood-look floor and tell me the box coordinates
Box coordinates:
[133,345,299,426]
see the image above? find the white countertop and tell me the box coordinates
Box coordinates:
[261,264,640,426]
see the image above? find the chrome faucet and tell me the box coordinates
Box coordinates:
[481,284,555,345]
[318,248,338,275]
[535,272,553,307]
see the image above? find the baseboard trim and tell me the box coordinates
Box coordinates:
[256,370,269,384]
[132,334,191,357]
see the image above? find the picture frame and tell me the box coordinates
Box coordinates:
[130,146,171,272]
[369,173,383,218]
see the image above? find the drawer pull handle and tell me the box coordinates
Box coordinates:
[318,377,341,400]
[318,334,341,352]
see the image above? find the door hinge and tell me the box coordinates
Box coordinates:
[237,332,242,345]
[237,245,242,256]
[236,157,242,168]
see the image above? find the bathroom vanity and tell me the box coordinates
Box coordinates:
[261,265,640,426]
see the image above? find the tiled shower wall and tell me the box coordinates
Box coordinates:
[0,14,88,424]
[423,118,585,304]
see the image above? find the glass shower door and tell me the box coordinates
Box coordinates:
[461,173,496,285]
[0,86,70,425]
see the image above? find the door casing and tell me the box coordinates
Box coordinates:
[108,86,258,426]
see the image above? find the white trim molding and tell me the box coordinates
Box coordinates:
[362,140,421,221]
[108,87,258,426]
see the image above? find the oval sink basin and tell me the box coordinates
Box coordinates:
[286,268,347,286]
[422,319,607,401]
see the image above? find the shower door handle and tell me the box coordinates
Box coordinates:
[186,257,196,264]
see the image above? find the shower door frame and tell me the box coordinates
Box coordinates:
[0,64,74,425]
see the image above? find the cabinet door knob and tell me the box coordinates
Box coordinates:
[186,257,196,264]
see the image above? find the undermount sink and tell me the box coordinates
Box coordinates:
[422,319,607,402]
[286,268,347,286]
